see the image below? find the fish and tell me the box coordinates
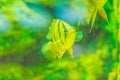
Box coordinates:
[85,0,108,32]
[70,0,108,32]
[42,19,77,60]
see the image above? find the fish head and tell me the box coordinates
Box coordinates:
[47,19,76,44]
[60,20,76,49]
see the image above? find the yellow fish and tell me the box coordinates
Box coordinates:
[85,0,108,32]
[42,19,76,60]
[70,0,108,32]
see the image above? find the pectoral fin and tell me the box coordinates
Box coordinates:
[98,7,108,23]
[86,11,93,25]
[67,48,74,58]
[89,9,97,33]
[75,31,83,42]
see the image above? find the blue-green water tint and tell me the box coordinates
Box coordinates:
[52,0,88,27]
[52,5,80,26]
[0,14,10,33]
[13,2,52,30]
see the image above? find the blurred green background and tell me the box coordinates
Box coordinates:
[0,0,119,80]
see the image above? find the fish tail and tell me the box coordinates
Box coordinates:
[89,9,98,33]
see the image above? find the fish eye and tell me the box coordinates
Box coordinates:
[64,30,67,33]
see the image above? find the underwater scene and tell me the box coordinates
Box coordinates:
[0,0,119,80]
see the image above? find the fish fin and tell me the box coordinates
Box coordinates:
[86,14,92,24]
[98,7,108,23]
[46,27,51,40]
[41,42,57,60]
[66,31,76,48]
[89,9,97,33]
[67,48,74,58]
[52,41,65,59]
[50,20,56,41]
[57,52,64,60]
[75,31,83,42]
[86,11,93,24]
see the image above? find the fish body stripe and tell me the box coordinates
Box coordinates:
[44,19,76,59]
